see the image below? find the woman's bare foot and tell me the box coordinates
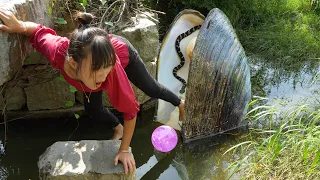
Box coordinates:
[178,100,185,121]
[111,124,123,140]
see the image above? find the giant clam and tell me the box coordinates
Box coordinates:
[156,8,251,142]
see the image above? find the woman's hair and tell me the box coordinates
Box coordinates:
[68,12,116,72]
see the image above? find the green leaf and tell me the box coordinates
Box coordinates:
[104,21,114,27]
[79,0,87,7]
[303,143,310,165]
[57,75,66,82]
[310,149,320,170]
[25,57,32,63]
[100,0,107,5]
[65,101,73,107]
[47,7,52,16]
[74,113,80,119]
[55,18,67,25]
[111,8,118,12]
[69,86,78,93]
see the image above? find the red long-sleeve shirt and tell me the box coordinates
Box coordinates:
[29,25,140,120]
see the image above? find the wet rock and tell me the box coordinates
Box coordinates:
[0,0,52,86]
[38,140,136,180]
[117,13,160,62]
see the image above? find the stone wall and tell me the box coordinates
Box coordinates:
[0,1,160,118]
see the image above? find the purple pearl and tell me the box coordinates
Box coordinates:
[151,125,178,152]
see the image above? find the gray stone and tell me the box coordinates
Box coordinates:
[117,13,160,62]
[0,0,52,86]
[4,86,26,111]
[38,140,136,180]
[25,77,75,111]
[76,62,157,106]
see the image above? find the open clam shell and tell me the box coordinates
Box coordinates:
[156,10,205,130]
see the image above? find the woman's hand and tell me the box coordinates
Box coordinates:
[114,151,136,174]
[178,99,185,121]
[0,9,26,33]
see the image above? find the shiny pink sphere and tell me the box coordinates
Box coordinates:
[151,125,178,152]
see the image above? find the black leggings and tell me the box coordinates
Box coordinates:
[84,35,181,128]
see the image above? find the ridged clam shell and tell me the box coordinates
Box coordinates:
[181,8,251,142]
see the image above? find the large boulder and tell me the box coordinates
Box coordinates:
[0,0,52,86]
[117,13,160,62]
[23,66,75,111]
[38,140,136,180]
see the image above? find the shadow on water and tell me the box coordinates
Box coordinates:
[0,57,319,180]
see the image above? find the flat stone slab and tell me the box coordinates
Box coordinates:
[38,140,136,180]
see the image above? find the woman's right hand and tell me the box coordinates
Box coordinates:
[0,9,25,33]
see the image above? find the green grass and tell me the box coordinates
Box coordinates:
[238,12,320,65]
[150,0,320,71]
[225,95,320,179]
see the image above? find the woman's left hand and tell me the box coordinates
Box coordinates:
[114,151,136,174]
[0,9,25,33]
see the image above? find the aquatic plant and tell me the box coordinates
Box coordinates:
[224,95,320,179]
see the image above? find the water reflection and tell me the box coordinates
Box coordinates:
[249,55,320,104]
[248,55,320,129]
[181,135,242,180]
[0,56,319,179]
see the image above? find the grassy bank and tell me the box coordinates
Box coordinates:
[224,95,320,179]
[148,0,320,67]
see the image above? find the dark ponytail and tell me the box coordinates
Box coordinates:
[68,12,116,72]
